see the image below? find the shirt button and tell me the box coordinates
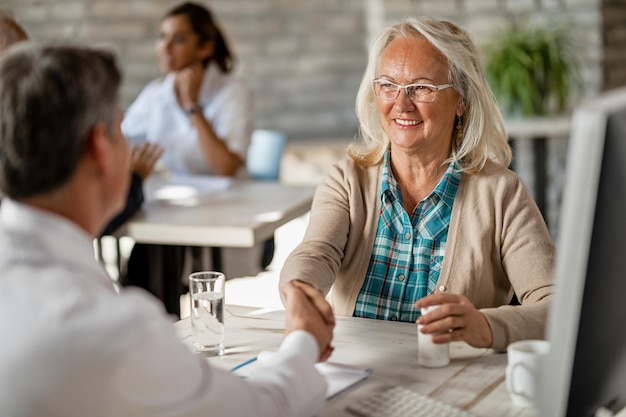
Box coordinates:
[391,315,398,321]
[438,285,447,292]
[404,232,411,240]
[398,274,405,281]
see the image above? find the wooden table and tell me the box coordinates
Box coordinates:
[117,178,315,248]
[175,305,538,417]
[113,179,315,315]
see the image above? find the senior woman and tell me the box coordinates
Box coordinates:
[279,17,554,352]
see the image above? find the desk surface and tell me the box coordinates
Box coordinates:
[175,305,537,417]
[117,180,315,247]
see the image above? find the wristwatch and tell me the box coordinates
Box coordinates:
[185,103,203,116]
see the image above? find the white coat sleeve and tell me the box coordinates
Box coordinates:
[111,294,327,417]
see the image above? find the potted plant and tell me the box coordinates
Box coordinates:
[484,23,581,117]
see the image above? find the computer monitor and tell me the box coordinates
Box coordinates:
[541,86,626,417]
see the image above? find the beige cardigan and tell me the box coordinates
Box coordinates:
[280,158,555,351]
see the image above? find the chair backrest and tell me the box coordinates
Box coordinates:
[246,129,287,181]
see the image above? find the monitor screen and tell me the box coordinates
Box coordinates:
[542,87,626,417]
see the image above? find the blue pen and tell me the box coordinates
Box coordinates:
[231,356,258,372]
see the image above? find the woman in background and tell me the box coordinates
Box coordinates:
[122,1,254,176]
[122,2,256,315]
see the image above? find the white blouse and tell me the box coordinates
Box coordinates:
[122,64,255,176]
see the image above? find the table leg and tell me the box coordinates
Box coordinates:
[140,244,186,317]
[211,247,223,272]
[533,137,547,226]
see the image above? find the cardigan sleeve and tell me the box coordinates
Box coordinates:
[279,161,353,295]
[482,171,554,351]
[279,159,382,316]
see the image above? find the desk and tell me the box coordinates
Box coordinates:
[118,179,315,248]
[175,305,537,417]
[116,180,315,315]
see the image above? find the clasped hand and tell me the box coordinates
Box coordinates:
[280,280,335,362]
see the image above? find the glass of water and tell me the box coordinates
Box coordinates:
[189,271,225,355]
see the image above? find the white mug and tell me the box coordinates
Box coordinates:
[505,339,550,408]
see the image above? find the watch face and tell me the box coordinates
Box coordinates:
[186,104,203,115]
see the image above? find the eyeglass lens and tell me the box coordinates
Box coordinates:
[374,82,436,102]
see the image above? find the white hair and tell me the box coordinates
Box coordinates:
[350,16,511,172]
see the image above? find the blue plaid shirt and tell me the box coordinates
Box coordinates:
[353,151,461,322]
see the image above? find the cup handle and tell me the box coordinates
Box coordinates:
[506,362,533,399]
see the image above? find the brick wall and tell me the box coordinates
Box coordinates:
[3,0,603,140]
[602,0,626,90]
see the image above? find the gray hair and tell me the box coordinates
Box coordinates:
[0,43,121,199]
[350,16,511,172]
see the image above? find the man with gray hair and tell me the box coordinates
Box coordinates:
[0,43,334,417]
[0,12,163,237]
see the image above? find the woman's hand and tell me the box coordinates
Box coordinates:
[174,62,204,109]
[415,293,493,348]
[131,143,164,180]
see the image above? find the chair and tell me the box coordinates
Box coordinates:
[246,129,287,268]
[246,129,287,181]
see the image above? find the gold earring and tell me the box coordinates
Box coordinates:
[456,116,463,140]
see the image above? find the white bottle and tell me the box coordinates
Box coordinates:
[417,305,450,367]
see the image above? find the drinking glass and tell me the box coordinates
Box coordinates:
[189,271,225,355]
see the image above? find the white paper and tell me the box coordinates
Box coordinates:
[233,359,372,400]
[145,174,233,204]
[315,362,373,400]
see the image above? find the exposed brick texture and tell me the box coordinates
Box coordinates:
[602,0,626,90]
[1,0,608,140]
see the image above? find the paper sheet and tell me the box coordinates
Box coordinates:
[315,362,373,400]
[145,174,233,204]
[233,359,372,400]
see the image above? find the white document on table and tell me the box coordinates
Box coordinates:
[315,362,373,400]
[146,175,233,204]
[233,359,372,400]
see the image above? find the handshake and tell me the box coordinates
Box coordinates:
[281,280,335,362]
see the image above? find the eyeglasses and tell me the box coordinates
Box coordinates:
[372,79,454,103]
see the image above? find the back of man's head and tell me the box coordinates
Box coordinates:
[0,44,122,199]
[0,14,28,53]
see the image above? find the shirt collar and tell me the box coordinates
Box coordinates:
[432,160,461,209]
[380,149,397,197]
[380,149,461,209]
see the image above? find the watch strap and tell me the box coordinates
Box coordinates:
[185,103,203,116]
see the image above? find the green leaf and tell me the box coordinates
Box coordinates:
[484,22,581,116]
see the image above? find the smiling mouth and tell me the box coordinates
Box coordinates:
[394,119,422,126]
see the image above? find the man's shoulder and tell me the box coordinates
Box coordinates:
[0,227,50,267]
[0,238,169,345]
